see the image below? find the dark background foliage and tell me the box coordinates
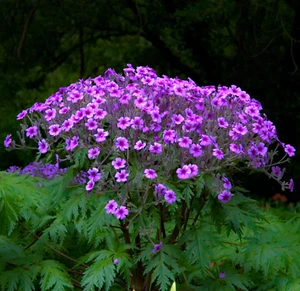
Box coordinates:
[0,0,299,200]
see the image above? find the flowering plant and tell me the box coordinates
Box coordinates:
[2,65,297,290]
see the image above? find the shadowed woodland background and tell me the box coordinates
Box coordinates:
[0,0,299,200]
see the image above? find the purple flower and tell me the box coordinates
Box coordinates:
[115,137,129,151]
[218,190,232,203]
[117,117,131,130]
[87,168,101,182]
[189,143,202,157]
[218,117,229,128]
[172,114,184,125]
[61,119,74,132]
[4,134,12,148]
[200,134,211,146]
[134,140,146,150]
[26,126,38,138]
[152,242,163,253]
[271,166,282,178]
[113,258,119,265]
[187,164,199,178]
[284,144,295,157]
[248,145,258,159]
[178,136,193,148]
[233,123,248,135]
[149,142,162,154]
[222,177,232,190]
[105,200,118,214]
[49,124,61,136]
[213,148,224,160]
[44,109,56,121]
[88,147,100,159]
[163,129,177,144]
[219,272,225,279]
[38,139,48,154]
[85,180,95,191]
[288,179,294,192]
[114,206,129,220]
[164,190,176,204]
[229,143,241,154]
[256,142,267,156]
[94,128,109,143]
[112,157,126,169]
[85,118,98,131]
[176,165,191,179]
[115,170,129,182]
[65,136,79,151]
[16,110,28,120]
[154,183,167,196]
[144,168,158,179]
[131,117,144,130]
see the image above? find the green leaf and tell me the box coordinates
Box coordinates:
[181,186,194,208]
[81,250,116,291]
[40,260,73,291]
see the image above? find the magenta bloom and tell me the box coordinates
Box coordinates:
[152,241,163,253]
[172,114,184,125]
[44,108,56,121]
[105,200,118,214]
[113,258,119,265]
[218,190,232,203]
[144,168,157,179]
[163,129,177,144]
[134,140,146,150]
[222,177,232,190]
[94,108,107,120]
[117,116,131,130]
[85,180,95,191]
[149,142,162,154]
[164,190,176,204]
[88,147,100,159]
[26,126,38,138]
[288,179,294,192]
[218,117,228,128]
[187,164,198,178]
[16,110,28,120]
[178,136,193,148]
[115,137,129,151]
[176,165,191,179]
[49,124,61,136]
[219,272,225,279]
[112,157,126,169]
[38,139,48,154]
[256,142,267,156]
[94,128,109,143]
[213,148,224,160]
[61,119,74,132]
[284,144,295,157]
[114,206,129,220]
[200,134,211,146]
[189,144,202,157]
[131,117,144,129]
[65,136,79,151]
[87,168,101,182]
[154,183,167,196]
[271,166,282,178]
[115,170,129,182]
[4,134,12,148]
[85,118,98,131]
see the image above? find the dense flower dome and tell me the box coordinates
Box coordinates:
[4,65,295,215]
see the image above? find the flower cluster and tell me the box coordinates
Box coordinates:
[4,64,295,220]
